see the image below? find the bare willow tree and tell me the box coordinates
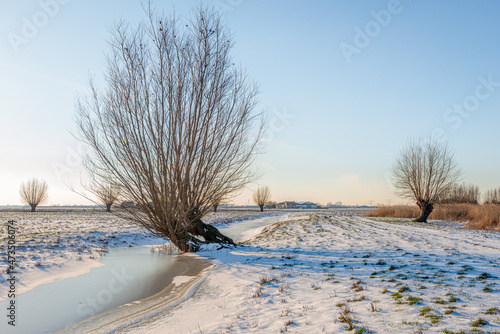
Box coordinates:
[392,139,461,222]
[20,178,48,212]
[74,5,264,252]
[94,183,121,212]
[213,196,224,212]
[253,186,271,212]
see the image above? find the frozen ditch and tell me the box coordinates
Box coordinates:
[0,245,188,334]
[0,213,290,334]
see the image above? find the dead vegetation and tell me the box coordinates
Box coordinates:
[366,204,500,231]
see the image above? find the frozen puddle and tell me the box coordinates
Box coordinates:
[0,246,186,334]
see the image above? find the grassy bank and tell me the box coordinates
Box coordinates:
[366,204,500,231]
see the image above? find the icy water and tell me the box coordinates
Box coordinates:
[0,246,179,334]
[218,215,284,242]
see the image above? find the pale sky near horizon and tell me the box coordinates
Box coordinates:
[1,0,500,206]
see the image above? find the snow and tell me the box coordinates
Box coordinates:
[172,275,195,286]
[0,211,166,300]
[235,215,310,243]
[122,212,500,334]
[2,209,499,333]
[0,210,281,300]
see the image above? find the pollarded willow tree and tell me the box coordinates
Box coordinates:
[253,186,271,212]
[392,138,461,222]
[75,5,264,251]
[20,178,48,212]
[94,183,121,212]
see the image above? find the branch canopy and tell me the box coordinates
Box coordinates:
[20,178,48,207]
[74,5,264,249]
[253,186,271,206]
[392,138,461,205]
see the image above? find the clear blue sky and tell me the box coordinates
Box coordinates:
[1,0,500,206]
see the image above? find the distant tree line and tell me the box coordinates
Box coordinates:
[437,183,480,204]
[484,188,500,204]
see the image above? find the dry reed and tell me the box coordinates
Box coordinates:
[366,204,500,231]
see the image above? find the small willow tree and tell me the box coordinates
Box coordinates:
[212,196,223,212]
[253,186,271,212]
[75,5,264,251]
[20,178,48,212]
[392,138,461,222]
[94,183,121,212]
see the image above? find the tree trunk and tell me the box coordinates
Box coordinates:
[106,203,112,212]
[213,204,218,212]
[167,216,235,252]
[30,204,37,212]
[169,232,202,253]
[259,205,264,212]
[188,218,235,246]
[415,201,433,222]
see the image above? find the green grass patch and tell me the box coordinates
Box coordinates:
[477,272,493,280]
[398,286,410,293]
[471,318,488,327]
[354,326,370,334]
[392,292,404,301]
[484,307,499,315]
[407,296,423,305]
[419,306,433,316]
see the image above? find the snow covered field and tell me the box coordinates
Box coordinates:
[0,210,277,298]
[122,213,500,334]
[2,210,500,333]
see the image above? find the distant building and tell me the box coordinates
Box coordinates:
[276,201,318,209]
[120,201,138,208]
[296,201,318,209]
[276,201,297,209]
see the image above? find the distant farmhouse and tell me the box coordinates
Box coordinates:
[276,201,318,209]
[297,201,318,209]
[120,201,139,208]
[276,201,296,209]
